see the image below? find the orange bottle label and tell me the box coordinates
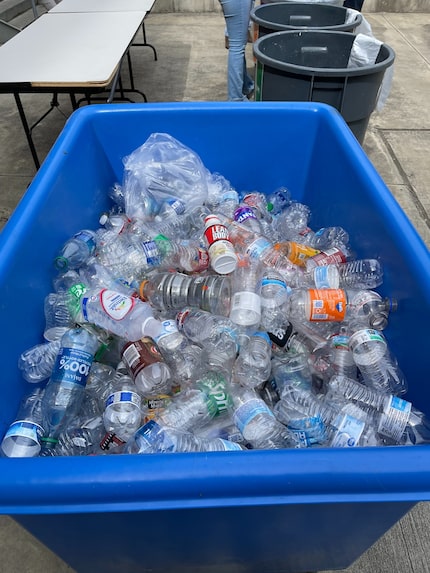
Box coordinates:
[287,242,320,267]
[308,289,347,322]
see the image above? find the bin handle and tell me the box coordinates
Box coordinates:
[290,15,312,26]
[301,46,328,55]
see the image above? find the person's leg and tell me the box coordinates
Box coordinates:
[219,0,253,101]
[343,0,365,10]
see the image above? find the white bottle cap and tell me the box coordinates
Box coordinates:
[210,251,238,275]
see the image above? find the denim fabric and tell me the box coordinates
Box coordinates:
[343,0,365,10]
[219,0,254,101]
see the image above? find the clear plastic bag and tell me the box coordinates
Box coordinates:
[122,133,209,221]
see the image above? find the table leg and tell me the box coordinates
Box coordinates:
[14,92,40,170]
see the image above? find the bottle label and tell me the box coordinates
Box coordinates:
[197,373,232,417]
[167,198,186,215]
[218,439,243,451]
[204,222,231,246]
[349,328,386,351]
[73,230,96,253]
[155,319,179,341]
[4,420,44,442]
[98,289,135,321]
[286,242,320,267]
[288,415,327,448]
[230,291,261,319]
[140,240,161,267]
[331,414,365,447]
[122,338,163,379]
[378,396,411,442]
[308,247,347,267]
[196,247,210,272]
[233,399,274,433]
[143,394,171,423]
[136,420,175,453]
[268,322,294,348]
[313,266,338,289]
[246,237,272,260]
[51,346,93,387]
[307,289,347,322]
[105,390,141,409]
[234,206,257,224]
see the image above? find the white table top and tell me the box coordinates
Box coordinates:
[50,0,156,13]
[0,11,146,87]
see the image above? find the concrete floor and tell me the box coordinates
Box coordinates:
[0,7,429,573]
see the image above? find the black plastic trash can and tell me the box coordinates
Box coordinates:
[253,30,395,143]
[251,2,362,37]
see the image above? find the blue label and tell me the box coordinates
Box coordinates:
[51,346,93,387]
[74,230,96,253]
[234,206,257,223]
[141,240,161,266]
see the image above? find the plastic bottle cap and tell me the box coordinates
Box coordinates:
[139,280,149,301]
[210,251,238,275]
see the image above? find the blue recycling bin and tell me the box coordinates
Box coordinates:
[0,102,429,573]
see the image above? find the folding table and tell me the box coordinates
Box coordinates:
[0,10,147,168]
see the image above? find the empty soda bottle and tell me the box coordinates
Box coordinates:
[232,332,272,390]
[121,337,172,398]
[103,374,143,443]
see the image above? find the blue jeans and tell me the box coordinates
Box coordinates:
[219,0,254,101]
[343,0,365,10]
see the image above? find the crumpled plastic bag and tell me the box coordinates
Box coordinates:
[122,133,209,221]
[345,13,395,112]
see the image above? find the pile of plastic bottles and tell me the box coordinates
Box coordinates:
[2,132,430,458]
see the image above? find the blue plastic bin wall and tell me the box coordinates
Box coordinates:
[0,103,429,573]
[251,2,362,37]
[253,30,395,144]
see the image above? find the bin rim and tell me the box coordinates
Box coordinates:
[250,2,363,32]
[1,445,430,514]
[253,29,395,78]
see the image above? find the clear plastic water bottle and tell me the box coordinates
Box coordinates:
[271,351,313,399]
[229,255,262,331]
[69,283,162,342]
[305,243,354,271]
[139,271,231,317]
[348,328,408,396]
[158,373,231,432]
[300,258,384,290]
[18,338,62,383]
[0,387,45,458]
[229,385,292,449]
[310,226,350,250]
[325,375,430,446]
[40,326,100,451]
[206,172,239,219]
[154,235,209,273]
[286,288,395,330]
[233,204,265,236]
[54,229,97,272]
[126,419,244,454]
[203,214,238,275]
[103,374,143,443]
[176,308,239,376]
[154,319,205,385]
[121,337,172,398]
[259,271,290,332]
[273,201,314,243]
[222,219,300,287]
[266,186,292,216]
[43,291,75,341]
[232,332,272,390]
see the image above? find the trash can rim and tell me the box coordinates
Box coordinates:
[250,1,363,32]
[253,29,396,78]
